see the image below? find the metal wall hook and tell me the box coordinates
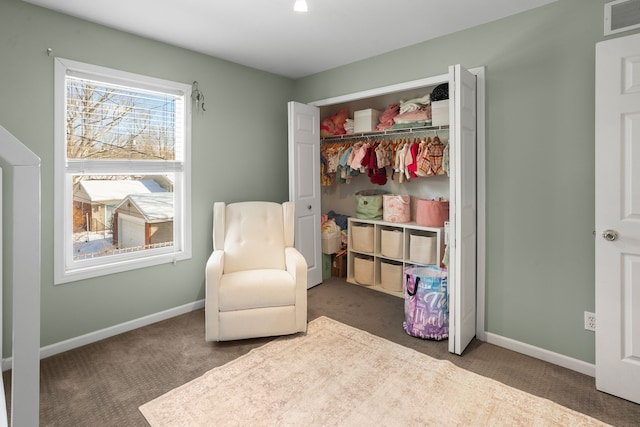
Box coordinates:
[191,81,206,112]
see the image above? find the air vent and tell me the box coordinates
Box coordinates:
[605,0,640,35]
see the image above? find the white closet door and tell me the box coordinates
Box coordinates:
[288,101,322,288]
[595,33,640,404]
[448,64,477,355]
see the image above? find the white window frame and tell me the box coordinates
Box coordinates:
[54,58,192,284]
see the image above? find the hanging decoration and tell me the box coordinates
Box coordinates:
[191,81,206,112]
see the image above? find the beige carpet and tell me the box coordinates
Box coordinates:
[139,316,609,426]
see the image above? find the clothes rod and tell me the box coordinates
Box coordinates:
[321,125,449,143]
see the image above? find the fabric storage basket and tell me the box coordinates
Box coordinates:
[355,190,387,220]
[351,224,374,253]
[410,234,437,265]
[416,198,449,227]
[322,231,341,254]
[403,265,449,340]
[380,229,403,259]
[353,256,374,286]
[383,194,410,223]
[380,260,403,292]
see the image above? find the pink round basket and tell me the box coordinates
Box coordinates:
[415,199,449,227]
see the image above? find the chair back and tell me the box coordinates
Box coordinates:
[214,201,288,273]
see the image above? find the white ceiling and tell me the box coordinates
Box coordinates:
[23,0,558,79]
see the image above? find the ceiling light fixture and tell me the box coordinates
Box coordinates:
[294,0,308,12]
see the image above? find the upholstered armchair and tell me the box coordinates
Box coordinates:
[205,201,308,341]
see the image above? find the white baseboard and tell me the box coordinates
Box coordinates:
[2,299,205,371]
[2,303,595,379]
[484,332,595,377]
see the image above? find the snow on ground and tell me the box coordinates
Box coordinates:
[73,230,114,256]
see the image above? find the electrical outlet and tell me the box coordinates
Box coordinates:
[584,311,596,331]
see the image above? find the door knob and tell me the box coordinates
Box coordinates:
[307,205,312,210]
[602,229,618,241]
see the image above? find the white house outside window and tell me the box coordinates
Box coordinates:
[54,58,191,284]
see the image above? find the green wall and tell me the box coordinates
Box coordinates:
[295,0,638,363]
[1,0,636,365]
[0,0,294,353]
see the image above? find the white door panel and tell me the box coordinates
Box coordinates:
[595,32,640,404]
[288,101,322,288]
[449,64,477,355]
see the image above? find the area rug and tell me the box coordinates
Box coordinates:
[139,316,608,426]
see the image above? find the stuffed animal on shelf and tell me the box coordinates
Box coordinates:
[320,108,348,137]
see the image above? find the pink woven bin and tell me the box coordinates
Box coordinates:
[383,194,410,223]
[416,199,449,227]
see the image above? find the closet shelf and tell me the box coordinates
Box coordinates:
[321,124,449,143]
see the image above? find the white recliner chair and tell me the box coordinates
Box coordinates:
[205,201,308,341]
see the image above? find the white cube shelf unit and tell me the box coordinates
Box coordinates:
[347,217,444,298]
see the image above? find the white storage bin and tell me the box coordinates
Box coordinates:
[322,231,341,254]
[354,109,381,133]
[354,256,374,286]
[410,234,437,265]
[351,224,374,253]
[380,229,403,259]
[380,260,403,292]
[431,100,449,126]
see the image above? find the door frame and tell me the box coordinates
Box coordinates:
[309,67,486,341]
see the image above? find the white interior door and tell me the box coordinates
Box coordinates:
[448,64,477,355]
[595,33,640,404]
[288,101,322,288]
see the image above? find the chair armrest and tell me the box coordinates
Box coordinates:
[205,250,224,341]
[206,249,224,282]
[285,247,308,331]
[285,247,307,288]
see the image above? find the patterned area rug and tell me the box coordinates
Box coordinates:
[139,316,608,426]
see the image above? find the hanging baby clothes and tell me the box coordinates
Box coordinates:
[320,152,334,186]
[394,141,408,183]
[443,142,450,176]
[405,138,420,179]
[338,146,356,183]
[390,140,399,181]
[366,141,387,185]
[415,137,429,177]
[323,146,341,174]
[377,140,393,168]
[321,144,346,185]
[419,135,447,176]
[349,142,370,173]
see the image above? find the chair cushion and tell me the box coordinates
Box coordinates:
[218,269,296,311]
[223,202,286,273]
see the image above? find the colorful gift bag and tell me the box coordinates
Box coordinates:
[403,265,449,340]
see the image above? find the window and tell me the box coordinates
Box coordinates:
[54,58,191,284]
